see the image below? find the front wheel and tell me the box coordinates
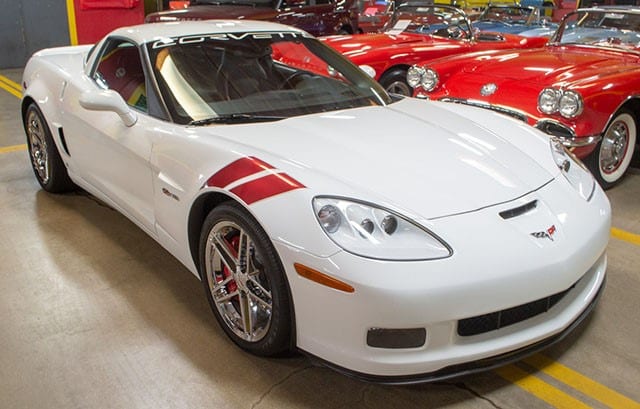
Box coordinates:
[379,68,412,96]
[199,202,293,356]
[584,109,637,189]
[23,103,76,192]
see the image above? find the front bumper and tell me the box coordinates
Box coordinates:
[276,177,610,379]
[306,276,605,385]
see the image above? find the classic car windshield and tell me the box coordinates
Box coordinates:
[478,6,535,25]
[555,9,640,51]
[383,4,472,39]
[147,32,391,124]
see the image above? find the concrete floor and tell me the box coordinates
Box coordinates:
[1,67,639,409]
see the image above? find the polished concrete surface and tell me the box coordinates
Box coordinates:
[1,68,639,409]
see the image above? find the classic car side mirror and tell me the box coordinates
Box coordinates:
[79,89,137,127]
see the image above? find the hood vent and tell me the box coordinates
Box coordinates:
[499,200,538,220]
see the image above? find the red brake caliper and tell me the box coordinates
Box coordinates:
[219,234,239,295]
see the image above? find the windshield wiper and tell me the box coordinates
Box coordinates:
[189,113,286,126]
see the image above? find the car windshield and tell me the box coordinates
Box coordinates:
[147,31,392,124]
[477,6,536,25]
[554,9,640,52]
[382,4,472,39]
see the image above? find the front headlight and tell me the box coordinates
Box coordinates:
[538,88,560,114]
[407,65,439,91]
[549,138,595,201]
[313,197,452,260]
[538,88,583,118]
[558,90,583,118]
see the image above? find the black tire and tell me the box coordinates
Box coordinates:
[583,109,637,189]
[23,103,76,193]
[198,202,292,356]
[379,68,412,96]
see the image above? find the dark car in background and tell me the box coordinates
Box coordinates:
[146,0,359,36]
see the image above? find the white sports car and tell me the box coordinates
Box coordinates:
[21,20,610,383]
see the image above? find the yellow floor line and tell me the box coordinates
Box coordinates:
[611,227,640,247]
[495,364,592,409]
[0,144,27,154]
[0,75,22,99]
[524,354,640,409]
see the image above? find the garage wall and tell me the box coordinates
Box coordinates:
[0,1,70,69]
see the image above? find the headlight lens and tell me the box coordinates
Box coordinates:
[538,88,561,114]
[558,90,583,118]
[406,65,439,91]
[406,66,425,88]
[549,138,595,201]
[313,197,452,260]
[538,88,584,118]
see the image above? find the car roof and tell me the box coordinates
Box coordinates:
[109,20,306,45]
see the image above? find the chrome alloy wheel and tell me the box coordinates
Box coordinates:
[599,112,636,183]
[204,221,272,342]
[385,80,412,96]
[26,109,50,184]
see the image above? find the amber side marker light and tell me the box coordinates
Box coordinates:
[294,263,355,293]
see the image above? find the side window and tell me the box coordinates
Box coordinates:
[93,39,148,113]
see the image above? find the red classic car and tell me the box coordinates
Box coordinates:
[410,7,640,188]
[146,0,359,36]
[322,3,547,95]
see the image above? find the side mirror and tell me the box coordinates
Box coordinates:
[79,89,137,127]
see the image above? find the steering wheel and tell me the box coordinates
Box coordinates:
[279,72,310,90]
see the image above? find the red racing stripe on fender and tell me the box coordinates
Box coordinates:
[230,173,305,205]
[207,156,275,188]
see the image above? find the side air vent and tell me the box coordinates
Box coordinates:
[57,127,70,156]
[499,200,537,220]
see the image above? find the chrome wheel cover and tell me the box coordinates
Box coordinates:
[385,80,412,96]
[598,112,636,184]
[205,221,272,342]
[26,110,49,184]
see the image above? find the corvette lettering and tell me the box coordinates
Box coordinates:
[151,31,311,49]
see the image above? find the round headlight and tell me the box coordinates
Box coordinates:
[538,88,561,114]
[407,66,425,88]
[558,90,583,118]
[420,68,439,92]
[317,205,341,233]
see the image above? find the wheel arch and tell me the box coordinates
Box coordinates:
[187,191,298,350]
[610,97,640,147]
[187,191,236,279]
[379,64,411,81]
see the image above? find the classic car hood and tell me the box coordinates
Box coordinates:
[148,5,276,21]
[460,46,640,85]
[206,98,554,219]
[321,33,432,56]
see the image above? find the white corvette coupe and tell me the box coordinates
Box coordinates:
[21,20,611,383]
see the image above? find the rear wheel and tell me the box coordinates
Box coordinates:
[379,68,412,96]
[584,109,637,189]
[23,103,75,193]
[199,202,292,356]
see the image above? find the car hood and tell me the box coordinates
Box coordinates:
[459,46,640,85]
[321,33,432,56]
[147,5,276,21]
[204,98,554,219]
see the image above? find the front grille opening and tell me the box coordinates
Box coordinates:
[535,121,575,139]
[457,283,576,337]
